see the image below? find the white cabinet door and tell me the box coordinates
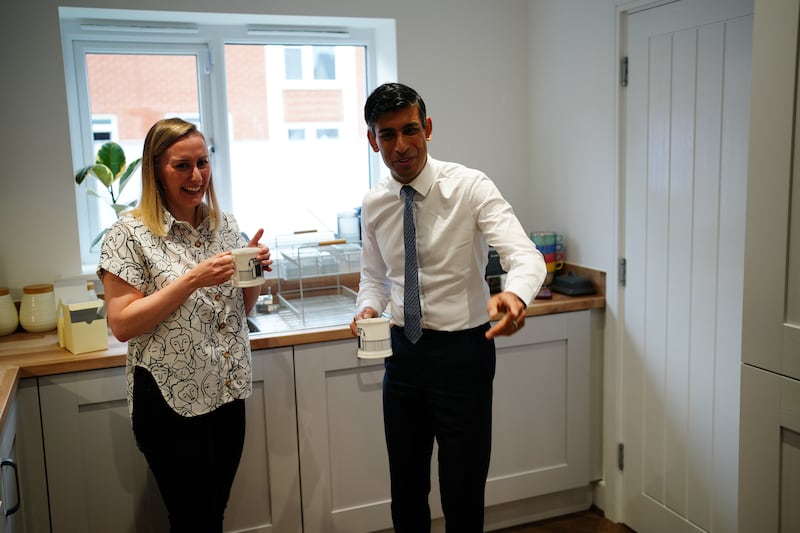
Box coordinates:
[15,378,47,533]
[225,347,302,532]
[488,311,592,506]
[294,310,595,532]
[38,347,301,533]
[39,366,169,532]
[294,338,391,533]
[740,0,800,530]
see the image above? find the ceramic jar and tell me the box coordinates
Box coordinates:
[0,287,18,336]
[19,283,57,333]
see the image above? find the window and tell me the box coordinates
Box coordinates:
[284,48,302,80]
[316,128,339,140]
[78,49,203,242]
[313,47,336,80]
[288,128,306,141]
[91,116,117,141]
[60,8,396,271]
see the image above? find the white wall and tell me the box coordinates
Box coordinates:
[527,0,617,273]
[525,0,622,521]
[0,0,532,294]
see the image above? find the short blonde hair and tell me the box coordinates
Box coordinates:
[131,118,221,236]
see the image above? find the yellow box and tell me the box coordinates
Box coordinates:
[57,300,108,355]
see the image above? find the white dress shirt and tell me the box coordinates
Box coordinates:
[357,156,546,332]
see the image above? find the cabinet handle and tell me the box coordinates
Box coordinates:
[1,459,19,516]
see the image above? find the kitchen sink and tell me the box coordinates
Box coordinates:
[247,312,294,334]
[247,300,356,335]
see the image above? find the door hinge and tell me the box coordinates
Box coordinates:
[621,56,629,87]
[618,442,624,471]
[619,257,626,287]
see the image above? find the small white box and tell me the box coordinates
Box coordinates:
[57,300,108,354]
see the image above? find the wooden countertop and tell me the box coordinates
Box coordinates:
[0,265,605,430]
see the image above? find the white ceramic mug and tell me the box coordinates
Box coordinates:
[231,247,263,288]
[356,317,392,359]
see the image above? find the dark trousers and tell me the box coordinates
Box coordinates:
[384,323,496,533]
[132,366,246,533]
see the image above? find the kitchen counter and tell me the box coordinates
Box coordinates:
[0,266,605,431]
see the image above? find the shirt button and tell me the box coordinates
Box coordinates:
[225,379,232,387]
[195,240,202,247]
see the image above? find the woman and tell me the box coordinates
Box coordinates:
[97,117,271,531]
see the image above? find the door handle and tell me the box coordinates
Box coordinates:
[1,459,19,516]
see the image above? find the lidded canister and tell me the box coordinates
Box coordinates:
[0,287,18,336]
[19,284,56,333]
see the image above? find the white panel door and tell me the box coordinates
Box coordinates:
[622,1,752,532]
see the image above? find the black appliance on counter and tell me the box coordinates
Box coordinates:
[485,247,505,294]
[549,271,596,296]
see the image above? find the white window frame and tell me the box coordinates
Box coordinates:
[59,7,397,272]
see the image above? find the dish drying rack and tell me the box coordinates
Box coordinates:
[274,231,362,327]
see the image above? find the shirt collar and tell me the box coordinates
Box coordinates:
[390,156,437,199]
[160,204,210,233]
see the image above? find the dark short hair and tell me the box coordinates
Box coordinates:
[364,82,427,130]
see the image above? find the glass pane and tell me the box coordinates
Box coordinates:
[316,128,339,140]
[224,44,368,245]
[284,48,302,80]
[313,46,336,80]
[85,53,200,241]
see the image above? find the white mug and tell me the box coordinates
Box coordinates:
[231,247,263,288]
[356,317,392,359]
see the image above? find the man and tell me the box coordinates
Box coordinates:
[350,82,546,532]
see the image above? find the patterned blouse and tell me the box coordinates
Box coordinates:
[97,208,253,417]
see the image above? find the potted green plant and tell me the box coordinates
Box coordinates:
[74,141,142,249]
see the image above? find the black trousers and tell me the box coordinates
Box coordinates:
[132,366,246,533]
[384,323,496,533]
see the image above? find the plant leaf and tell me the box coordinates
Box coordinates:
[90,227,109,250]
[86,189,107,200]
[110,198,138,215]
[118,157,142,195]
[91,164,114,188]
[75,165,94,185]
[97,142,126,177]
[111,202,135,216]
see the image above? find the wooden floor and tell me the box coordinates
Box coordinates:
[495,507,636,533]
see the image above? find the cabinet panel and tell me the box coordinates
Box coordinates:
[739,364,800,532]
[742,0,799,378]
[38,348,300,533]
[782,428,800,532]
[295,311,593,532]
[0,397,19,533]
[226,347,302,532]
[16,378,47,533]
[295,339,391,533]
[489,311,591,504]
[39,367,168,532]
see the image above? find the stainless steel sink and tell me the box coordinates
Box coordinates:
[246,288,359,336]
[247,300,355,335]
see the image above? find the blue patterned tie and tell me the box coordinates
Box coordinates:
[402,185,423,343]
